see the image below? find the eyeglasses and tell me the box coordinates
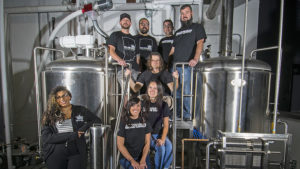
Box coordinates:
[139,23,149,26]
[55,93,69,100]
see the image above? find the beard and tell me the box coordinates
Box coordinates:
[140,28,149,34]
[181,17,193,28]
[121,24,130,30]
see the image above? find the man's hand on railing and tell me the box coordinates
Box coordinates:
[189,58,198,67]
[117,59,127,66]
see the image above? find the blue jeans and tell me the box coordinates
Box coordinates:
[150,134,173,169]
[120,155,151,169]
[175,66,192,119]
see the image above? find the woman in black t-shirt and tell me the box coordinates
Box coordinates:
[144,80,173,169]
[117,98,152,169]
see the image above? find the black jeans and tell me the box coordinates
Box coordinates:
[46,144,83,169]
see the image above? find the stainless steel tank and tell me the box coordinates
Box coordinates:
[41,57,117,124]
[90,125,111,169]
[194,57,271,138]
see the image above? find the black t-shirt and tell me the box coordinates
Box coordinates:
[172,23,206,63]
[117,117,151,158]
[144,102,170,134]
[134,34,158,71]
[158,35,174,66]
[137,70,173,95]
[107,31,139,71]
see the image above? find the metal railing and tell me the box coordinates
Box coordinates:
[172,62,197,169]
[112,70,131,169]
[172,62,196,121]
[33,47,65,153]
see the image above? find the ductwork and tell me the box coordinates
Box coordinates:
[206,0,221,20]
[220,0,234,57]
[4,5,77,14]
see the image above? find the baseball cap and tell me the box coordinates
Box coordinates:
[120,13,131,21]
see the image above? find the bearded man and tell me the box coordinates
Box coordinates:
[107,13,140,85]
[169,4,207,120]
[134,18,158,72]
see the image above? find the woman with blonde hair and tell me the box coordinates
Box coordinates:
[41,86,101,169]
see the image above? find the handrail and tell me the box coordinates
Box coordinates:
[173,62,194,121]
[172,62,194,169]
[112,65,131,169]
[33,47,65,153]
[250,46,278,59]
[172,64,177,169]
[103,45,109,125]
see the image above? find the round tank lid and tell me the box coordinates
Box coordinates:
[196,57,271,71]
[45,57,115,71]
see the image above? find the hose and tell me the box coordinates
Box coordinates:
[39,9,83,73]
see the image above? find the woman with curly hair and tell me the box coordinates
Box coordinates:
[117,97,152,169]
[144,80,173,169]
[41,86,101,169]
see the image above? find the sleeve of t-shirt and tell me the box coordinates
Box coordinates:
[158,39,163,54]
[145,122,152,134]
[161,71,173,84]
[107,32,117,47]
[195,24,207,42]
[162,102,171,117]
[152,37,158,52]
[136,71,146,84]
[172,31,178,47]
[134,36,140,55]
[117,121,126,137]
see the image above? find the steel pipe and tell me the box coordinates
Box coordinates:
[250,46,278,58]
[220,0,234,57]
[238,0,248,133]
[277,119,288,134]
[272,0,285,134]
[206,141,214,169]
[0,1,13,168]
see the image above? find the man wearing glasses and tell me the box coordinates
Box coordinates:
[135,18,158,72]
[158,19,174,70]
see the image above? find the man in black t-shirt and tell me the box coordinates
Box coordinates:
[125,52,178,95]
[107,13,140,85]
[169,4,207,120]
[158,19,174,70]
[135,18,158,72]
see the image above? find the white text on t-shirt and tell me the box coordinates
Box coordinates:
[176,29,192,36]
[125,123,147,129]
